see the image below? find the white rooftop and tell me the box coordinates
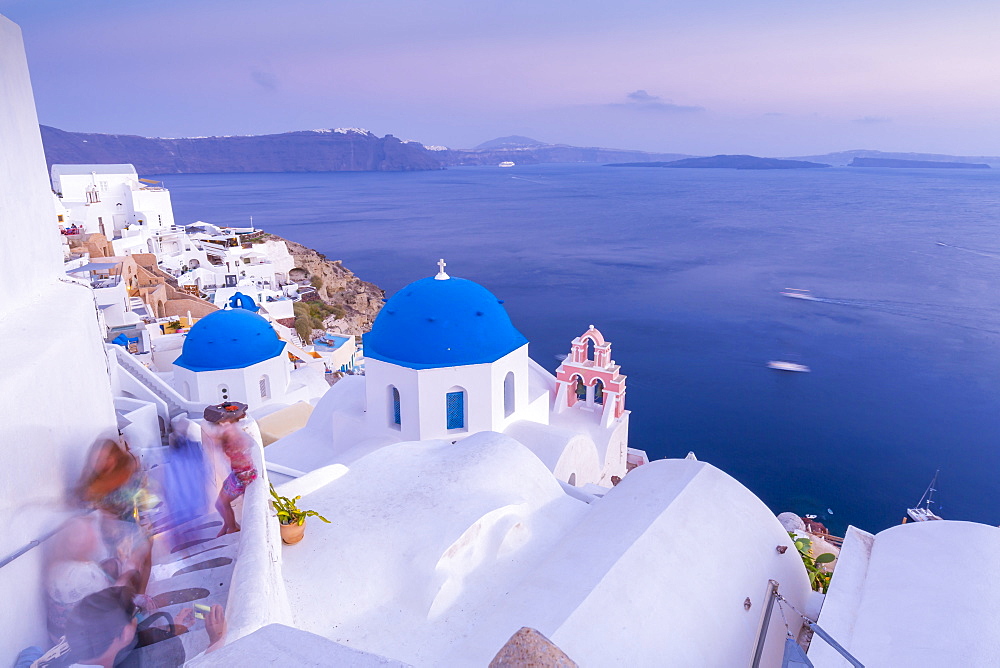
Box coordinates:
[275,432,813,666]
[811,520,1000,667]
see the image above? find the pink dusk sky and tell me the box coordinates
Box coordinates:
[2,0,999,156]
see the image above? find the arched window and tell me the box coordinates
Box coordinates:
[259,375,270,400]
[594,379,605,405]
[446,387,466,430]
[503,372,515,417]
[389,386,401,429]
[586,338,595,361]
[573,375,586,400]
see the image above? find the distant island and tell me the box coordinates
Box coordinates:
[40,125,444,174]
[849,157,990,169]
[788,149,1000,168]
[608,155,830,170]
[435,135,694,166]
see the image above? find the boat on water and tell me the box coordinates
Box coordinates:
[906,470,943,522]
[781,288,818,301]
[498,161,515,167]
[768,361,811,373]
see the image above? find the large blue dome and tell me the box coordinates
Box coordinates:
[364,276,528,369]
[175,308,286,372]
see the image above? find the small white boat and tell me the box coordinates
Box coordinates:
[781,288,818,301]
[905,470,943,522]
[499,161,515,167]
[768,361,811,373]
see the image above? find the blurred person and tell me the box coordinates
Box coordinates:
[29,586,226,667]
[43,515,114,643]
[157,416,212,548]
[74,440,154,606]
[201,402,256,537]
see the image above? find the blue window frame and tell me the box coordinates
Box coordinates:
[392,387,401,425]
[446,391,465,430]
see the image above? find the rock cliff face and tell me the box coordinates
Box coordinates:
[40,126,444,174]
[271,234,384,335]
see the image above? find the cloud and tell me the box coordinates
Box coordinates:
[615,89,704,113]
[627,89,659,103]
[251,70,279,90]
[852,115,891,124]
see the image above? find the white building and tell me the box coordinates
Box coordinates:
[170,306,326,413]
[51,164,176,256]
[271,261,631,489]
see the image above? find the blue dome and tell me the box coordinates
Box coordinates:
[175,308,286,372]
[364,276,527,369]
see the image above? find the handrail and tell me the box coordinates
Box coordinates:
[0,512,86,570]
[108,345,205,417]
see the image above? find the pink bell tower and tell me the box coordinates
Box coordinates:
[553,326,627,426]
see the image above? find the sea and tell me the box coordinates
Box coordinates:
[155,163,1000,535]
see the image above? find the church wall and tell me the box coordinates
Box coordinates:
[179,353,290,411]
[411,355,518,440]
[486,345,539,431]
[0,15,119,654]
[365,347,538,441]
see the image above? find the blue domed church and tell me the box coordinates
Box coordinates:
[173,307,292,410]
[363,262,550,441]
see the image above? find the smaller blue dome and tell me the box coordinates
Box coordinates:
[175,309,285,372]
[364,276,527,369]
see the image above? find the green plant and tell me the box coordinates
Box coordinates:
[270,484,331,526]
[164,320,182,333]
[790,532,836,593]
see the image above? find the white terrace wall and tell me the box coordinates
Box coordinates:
[0,15,119,656]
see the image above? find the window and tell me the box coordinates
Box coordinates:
[259,376,270,400]
[503,372,515,417]
[594,379,605,405]
[391,386,401,428]
[446,390,465,430]
[57,214,64,223]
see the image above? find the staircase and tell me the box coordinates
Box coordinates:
[108,344,204,418]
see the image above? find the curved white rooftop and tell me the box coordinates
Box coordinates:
[276,438,812,666]
[811,520,1000,667]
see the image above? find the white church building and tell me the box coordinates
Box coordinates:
[269,260,631,489]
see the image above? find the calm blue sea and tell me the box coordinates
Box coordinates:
[155,164,1000,534]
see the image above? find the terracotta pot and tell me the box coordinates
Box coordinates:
[280,520,306,545]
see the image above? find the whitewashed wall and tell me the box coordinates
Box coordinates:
[0,15,118,656]
[365,345,540,442]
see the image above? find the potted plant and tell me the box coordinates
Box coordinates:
[270,483,330,545]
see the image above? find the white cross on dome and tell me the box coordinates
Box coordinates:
[434,258,450,280]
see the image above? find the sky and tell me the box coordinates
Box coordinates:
[3,0,1000,156]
